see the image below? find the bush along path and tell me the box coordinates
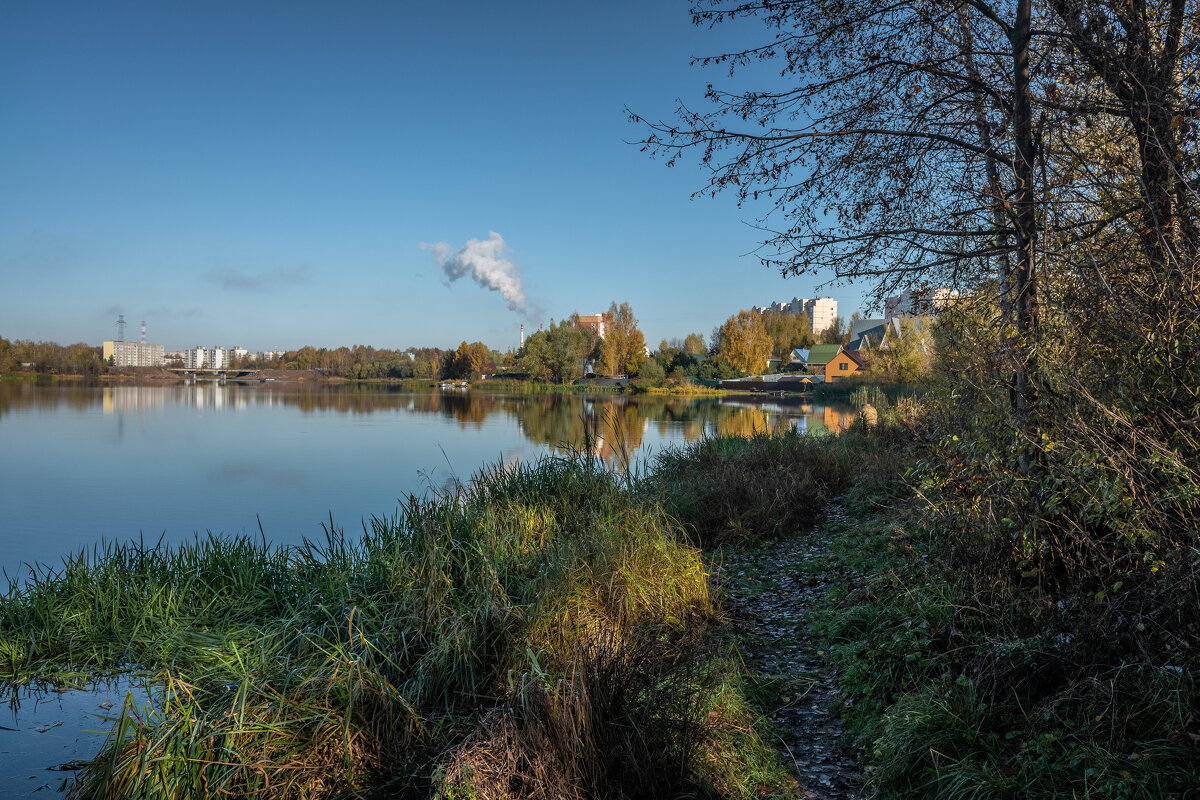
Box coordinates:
[713,501,866,800]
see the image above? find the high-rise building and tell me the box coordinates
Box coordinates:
[755,295,837,334]
[804,297,838,334]
[103,340,165,367]
[184,346,208,369]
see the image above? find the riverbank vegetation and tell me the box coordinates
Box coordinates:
[0,448,799,798]
[815,388,1199,796]
[632,0,1200,791]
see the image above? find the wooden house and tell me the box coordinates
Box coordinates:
[825,349,867,382]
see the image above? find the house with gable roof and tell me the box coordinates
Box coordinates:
[795,342,869,382]
[804,343,843,371]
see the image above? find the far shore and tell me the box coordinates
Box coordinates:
[3,368,904,400]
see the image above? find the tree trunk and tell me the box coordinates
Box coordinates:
[1010,0,1040,472]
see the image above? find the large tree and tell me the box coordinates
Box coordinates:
[717,310,773,375]
[635,0,1199,471]
[598,301,647,377]
[518,322,593,383]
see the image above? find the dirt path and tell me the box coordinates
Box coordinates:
[712,502,866,799]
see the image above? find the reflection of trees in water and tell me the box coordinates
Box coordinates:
[0,382,855,446]
[511,395,814,465]
[0,381,103,419]
[431,392,499,429]
[509,396,650,467]
[715,408,771,439]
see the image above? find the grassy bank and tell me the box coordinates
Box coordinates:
[817,508,1199,796]
[797,399,1198,798]
[0,451,799,799]
[636,401,1199,798]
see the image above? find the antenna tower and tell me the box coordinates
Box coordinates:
[116,315,126,342]
[140,321,146,344]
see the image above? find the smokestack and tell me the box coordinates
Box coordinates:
[520,323,524,348]
[140,321,146,344]
[116,315,126,342]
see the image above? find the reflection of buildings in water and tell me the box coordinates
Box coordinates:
[823,405,856,434]
[102,387,168,415]
[177,383,233,411]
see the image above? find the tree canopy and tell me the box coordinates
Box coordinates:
[637,0,1199,474]
[716,310,772,375]
[598,302,647,377]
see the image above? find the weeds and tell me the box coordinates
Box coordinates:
[814,397,1200,798]
[640,428,884,547]
[0,449,796,798]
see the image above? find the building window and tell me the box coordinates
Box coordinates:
[839,362,849,370]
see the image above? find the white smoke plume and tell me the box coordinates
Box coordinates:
[421,231,527,313]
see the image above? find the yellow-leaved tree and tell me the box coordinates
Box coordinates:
[717,310,772,376]
[599,301,646,377]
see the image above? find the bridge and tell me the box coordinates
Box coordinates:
[168,368,261,380]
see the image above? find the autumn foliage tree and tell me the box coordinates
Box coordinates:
[716,310,772,375]
[442,341,492,379]
[598,301,646,377]
[517,321,594,383]
[759,310,815,357]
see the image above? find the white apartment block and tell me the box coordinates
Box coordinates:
[884,288,960,319]
[102,341,165,367]
[755,296,838,334]
[805,297,838,334]
[209,346,228,369]
[184,346,207,369]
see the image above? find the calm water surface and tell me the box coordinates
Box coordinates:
[0,380,856,795]
[1,381,856,577]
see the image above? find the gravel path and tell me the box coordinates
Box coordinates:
[712,502,867,799]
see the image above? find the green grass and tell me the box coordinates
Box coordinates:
[813,449,1200,799]
[0,450,798,799]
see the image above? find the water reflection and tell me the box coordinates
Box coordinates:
[0,381,858,576]
[0,381,861,442]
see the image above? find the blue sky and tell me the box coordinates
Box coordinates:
[1,1,865,353]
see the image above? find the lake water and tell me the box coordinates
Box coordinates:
[0,380,856,796]
[0,381,857,578]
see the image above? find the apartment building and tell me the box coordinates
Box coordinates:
[755,296,839,334]
[184,346,207,369]
[102,340,165,367]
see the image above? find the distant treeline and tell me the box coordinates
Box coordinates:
[0,337,105,376]
[260,344,448,379]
